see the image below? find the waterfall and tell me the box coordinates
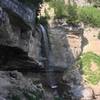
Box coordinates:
[39,24,49,57]
[39,24,58,89]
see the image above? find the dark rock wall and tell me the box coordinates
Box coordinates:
[0,0,85,99]
[0,71,44,100]
[0,0,36,29]
[0,0,42,70]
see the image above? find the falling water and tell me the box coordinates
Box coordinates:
[39,24,58,89]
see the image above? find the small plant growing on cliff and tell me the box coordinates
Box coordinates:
[66,3,79,26]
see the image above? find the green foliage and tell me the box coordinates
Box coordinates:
[78,7,100,27]
[66,4,79,25]
[38,16,48,26]
[78,52,100,85]
[48,0,67,19]
[47,0,79,25]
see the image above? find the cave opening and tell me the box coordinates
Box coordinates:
[0,45,42,71]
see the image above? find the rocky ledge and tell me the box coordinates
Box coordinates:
[0,71,44,100]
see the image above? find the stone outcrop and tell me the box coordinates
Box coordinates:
[0,71,44,100]
[0,0,36,29]
[0,0,84,99]
[0,0,42,70]
[49,26,83,71]
[0,0,84,71]
[46,25,84,99]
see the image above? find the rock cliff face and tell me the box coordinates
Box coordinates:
[49,26,83,70]
[0,0,84,99]
[0,0,84,71]
[0,0,42,70]
[0,1,45,99]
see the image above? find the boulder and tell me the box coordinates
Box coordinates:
[0,71,44,100]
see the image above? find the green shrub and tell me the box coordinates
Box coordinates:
[48,0,67,19]
[47,0,80,25]
[78,52,100,85]
[66,4,80,25]
[78,7,100,27]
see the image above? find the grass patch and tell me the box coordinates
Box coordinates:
[78,52,100,85]
[78,7,100,27]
